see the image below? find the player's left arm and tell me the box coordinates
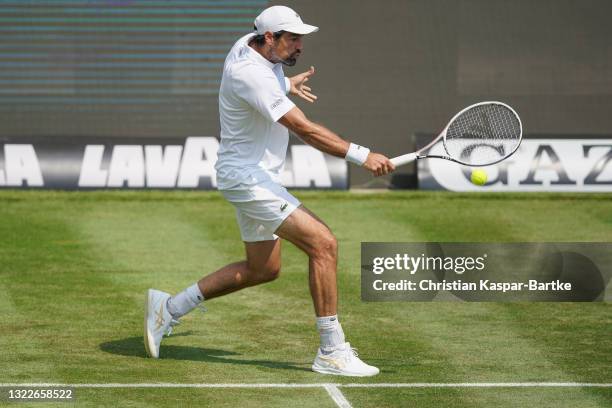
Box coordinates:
[286,66,317,103]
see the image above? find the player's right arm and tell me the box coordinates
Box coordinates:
[279,106,394,176]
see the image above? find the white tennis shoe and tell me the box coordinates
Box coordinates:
[144,289,173,358]
[312,342,380,377]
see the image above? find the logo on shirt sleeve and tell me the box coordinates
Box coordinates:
[270,98,284,110]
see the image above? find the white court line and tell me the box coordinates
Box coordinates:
[324,384,353,408]
[341,383,612,388]
[1,382,610,388]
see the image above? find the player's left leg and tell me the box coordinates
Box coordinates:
[195,238,282,300]
[144,239,281,359]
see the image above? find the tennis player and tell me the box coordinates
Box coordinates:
[145,5,394,377]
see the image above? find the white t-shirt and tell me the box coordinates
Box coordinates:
[215,33,296,190]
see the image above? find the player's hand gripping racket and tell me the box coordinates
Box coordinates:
[391,101,523,167]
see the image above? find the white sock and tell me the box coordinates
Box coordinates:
[316,315,345,353]
[167,283,204,318]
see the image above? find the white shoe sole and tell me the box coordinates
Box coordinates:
[312,364,379,377]
[144,289,158,359]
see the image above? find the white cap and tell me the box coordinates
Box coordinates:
[254,6,318,35]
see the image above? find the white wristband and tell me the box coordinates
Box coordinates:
[345,143,370,166]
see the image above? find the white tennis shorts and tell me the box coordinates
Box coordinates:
[220,180,301,242]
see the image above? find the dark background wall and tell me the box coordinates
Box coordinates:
[281,0,612,186]
[2,0,612,187]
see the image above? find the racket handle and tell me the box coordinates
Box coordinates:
[390,153,418,167]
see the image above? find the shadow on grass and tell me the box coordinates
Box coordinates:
[99,335,310,372]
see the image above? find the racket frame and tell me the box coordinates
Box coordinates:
[391,101,523,167]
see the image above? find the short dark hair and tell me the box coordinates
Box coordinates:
[250,29,285,46]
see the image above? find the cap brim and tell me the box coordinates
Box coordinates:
[283,23,319,35]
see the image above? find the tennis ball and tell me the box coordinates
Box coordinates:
[470,169,488,186]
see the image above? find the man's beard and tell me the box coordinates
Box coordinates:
[271,48,299,66]
[280,57,297,66]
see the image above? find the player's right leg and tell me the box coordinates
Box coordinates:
[276,206,379,377]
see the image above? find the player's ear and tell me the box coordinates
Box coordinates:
[264,31,276,46]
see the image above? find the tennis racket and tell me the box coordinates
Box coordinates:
[390,101,523,167]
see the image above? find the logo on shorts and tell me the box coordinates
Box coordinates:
[280,202,288,211]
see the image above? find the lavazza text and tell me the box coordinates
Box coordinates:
[371,254,572,293]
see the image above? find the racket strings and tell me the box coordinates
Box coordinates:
[444,104,521,166]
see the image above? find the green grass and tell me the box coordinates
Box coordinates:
[0,191,610,407]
